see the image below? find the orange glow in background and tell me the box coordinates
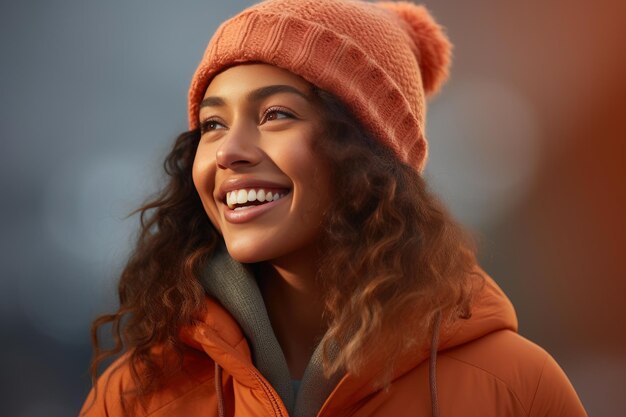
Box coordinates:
[0,0,623,415]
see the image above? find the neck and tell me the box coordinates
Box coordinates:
[255,248,327,380]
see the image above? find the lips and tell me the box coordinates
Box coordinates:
[226,188,288,209]
[217,177,291,223]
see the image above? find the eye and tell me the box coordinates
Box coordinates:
[260,107,296,124]
[200,118,226,134]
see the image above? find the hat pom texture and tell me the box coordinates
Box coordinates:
[188,0,453,172]
[376,1,452,96]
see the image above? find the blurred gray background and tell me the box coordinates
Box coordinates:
[1,0,624,416]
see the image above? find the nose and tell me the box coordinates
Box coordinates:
[215,120,263,170]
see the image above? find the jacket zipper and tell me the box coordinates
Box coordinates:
[251,370,286,417]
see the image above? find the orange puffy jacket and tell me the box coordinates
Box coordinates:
[80,267,587,417]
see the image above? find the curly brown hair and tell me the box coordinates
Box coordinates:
[87,88,481,403]
[311,90,480,380]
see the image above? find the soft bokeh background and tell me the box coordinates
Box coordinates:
[1,0,624,415]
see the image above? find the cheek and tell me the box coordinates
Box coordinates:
[279,147,332,220]
[191,155,207,193]
[289,142,329,191]
[192,147,221,231]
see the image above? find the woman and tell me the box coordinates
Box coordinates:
[80,1,587,416]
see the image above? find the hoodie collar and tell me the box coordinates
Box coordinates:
[316,270,518,416]
[180,248,517,417]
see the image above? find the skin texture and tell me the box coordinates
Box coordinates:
[192,64,331,378]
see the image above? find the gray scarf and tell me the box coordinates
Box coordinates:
[198,245,342,417]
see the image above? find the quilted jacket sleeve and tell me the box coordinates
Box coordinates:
[528,353,587,417]
[78,355,135,417]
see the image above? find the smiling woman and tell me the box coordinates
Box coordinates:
[193,65,331,265]
[80,1,587,417]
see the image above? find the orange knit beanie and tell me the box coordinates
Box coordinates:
[188,0,452,172]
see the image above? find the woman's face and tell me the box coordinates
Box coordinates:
[192,64,331,264]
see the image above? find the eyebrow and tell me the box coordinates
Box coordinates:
[200,84,309,108]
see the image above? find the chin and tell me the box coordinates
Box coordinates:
[224,239,271,264]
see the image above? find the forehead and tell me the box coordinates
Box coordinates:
[203,63,313,99]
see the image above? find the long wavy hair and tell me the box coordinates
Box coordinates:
[311,90,480,380]
[87,87,481,403]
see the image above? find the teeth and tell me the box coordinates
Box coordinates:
[247,189,256,201]
[228,192,236,207]
[236,189,247,204]
[225,188,287,209]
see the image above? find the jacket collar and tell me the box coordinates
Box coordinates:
[317,270,518,416]
[180,248,517,417]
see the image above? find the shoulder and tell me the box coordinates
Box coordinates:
[79,347,216,417]
[437,330,587,417]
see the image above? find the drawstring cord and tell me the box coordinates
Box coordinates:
[215,362,225,417]
[429,312,442,417]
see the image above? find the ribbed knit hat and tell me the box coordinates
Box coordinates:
[188,0,452,173]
